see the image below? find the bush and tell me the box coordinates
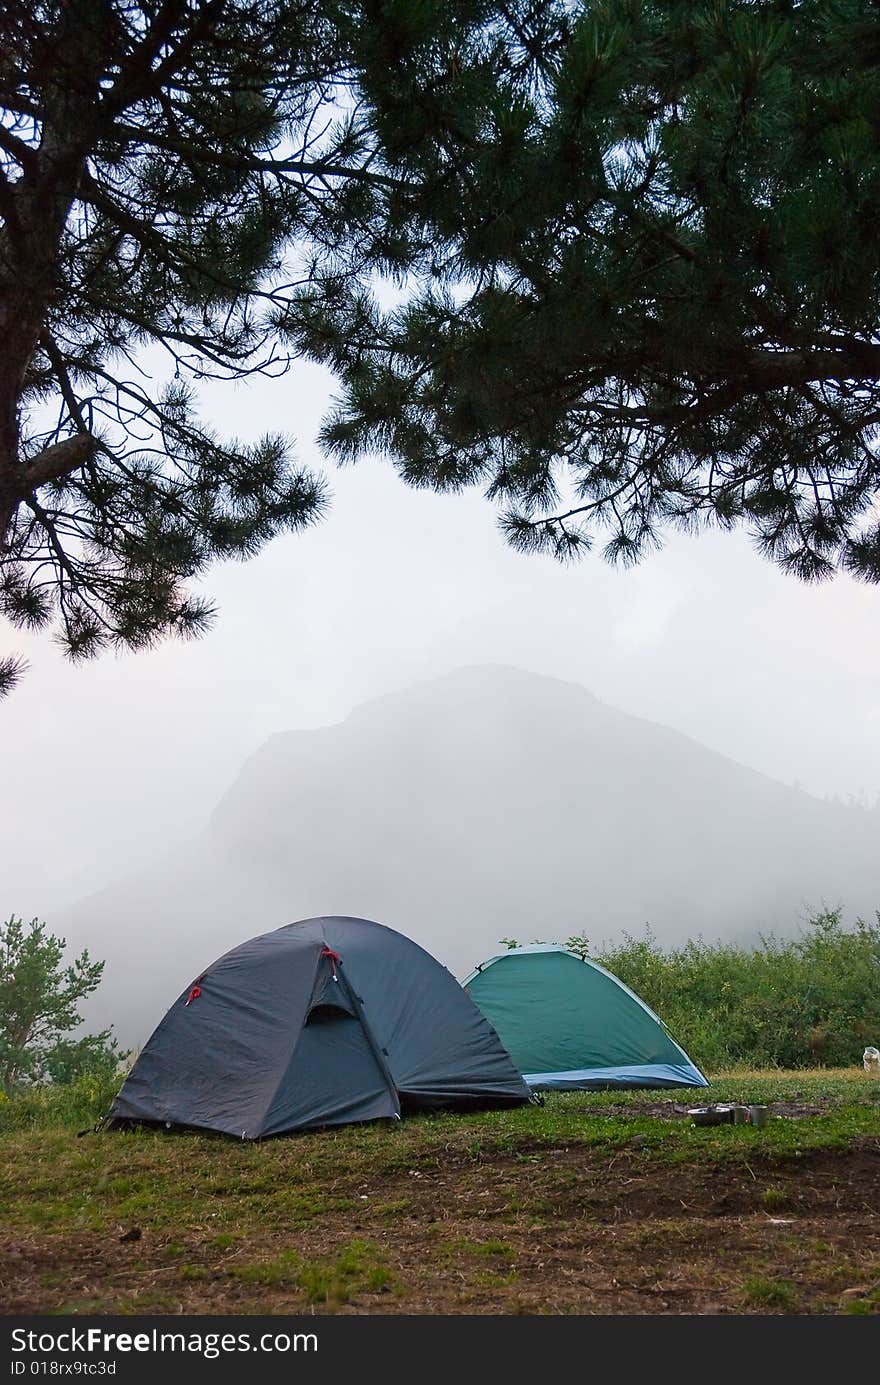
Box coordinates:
[0,1069,123,1133]
[41,1034,123,1085]
[594,909,880,1071]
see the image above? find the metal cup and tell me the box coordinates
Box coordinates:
[733,1105,749,1124]
[748,1105,769,1128]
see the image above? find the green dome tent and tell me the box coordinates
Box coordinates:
[463,946,708,1091]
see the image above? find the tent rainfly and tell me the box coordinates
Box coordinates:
[464,945,708,1091]
[109,916,533,1138]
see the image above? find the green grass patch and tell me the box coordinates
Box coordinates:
[231,1239,392,1306]
[470,1269,518,1288]
[232,1250,300,1287]
[370,1198,412,1218]
[742,1276,799,1309]
[443,1238,516,1261]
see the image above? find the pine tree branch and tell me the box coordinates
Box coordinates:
[0,121,37,171]
[20,434,97,493]
[110,122,407,187]
[100,0,222,118]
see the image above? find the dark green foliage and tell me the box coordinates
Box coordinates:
[0,653,26,699]
[0,2,356,681]
[297,1,880,584]
[8,2,880,698]
[41,1033,122,1086]
[0,915,120,1090]
[595,909,880,1069]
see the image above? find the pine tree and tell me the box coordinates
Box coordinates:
[7,3,880,705]
[0,0,375,694]
[297,1,880,584]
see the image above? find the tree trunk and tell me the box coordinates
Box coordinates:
[0,1,119,549]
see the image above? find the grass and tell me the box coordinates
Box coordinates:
[231,1240,392,1306]
[0,1071,120,1135]
[742,1276,799,1309]
[1,1068,878,1315]
[1,1069,877,1240]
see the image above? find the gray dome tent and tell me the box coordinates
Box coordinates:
[110,916,532,1138]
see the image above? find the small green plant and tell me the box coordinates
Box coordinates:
[565,934,592,960]
[759,1187,790,1212]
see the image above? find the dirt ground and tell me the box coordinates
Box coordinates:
[3,1135,879,1315]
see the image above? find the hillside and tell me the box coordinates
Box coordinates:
[59,665,880,1045]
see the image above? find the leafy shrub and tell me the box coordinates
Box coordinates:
[593,909,880,1071]
[0,1069,123,1133]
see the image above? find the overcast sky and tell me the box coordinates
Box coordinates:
[3,355,880,925]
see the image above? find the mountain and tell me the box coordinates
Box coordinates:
[60,665,880,1046]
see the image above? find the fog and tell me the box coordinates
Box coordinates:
[2,360,879,1043]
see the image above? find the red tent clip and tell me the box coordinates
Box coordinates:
[185,984,202,1006]
[321,946,342,981]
